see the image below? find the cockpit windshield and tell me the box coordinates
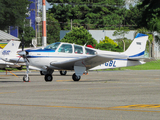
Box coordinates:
[44,42,60,50]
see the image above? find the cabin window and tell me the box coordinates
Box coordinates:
[58,44,72,53]
[45,42,60,50]
[74,45,83,54]
[85,48,96,55]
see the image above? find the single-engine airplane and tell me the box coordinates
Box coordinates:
[18,33,153,82]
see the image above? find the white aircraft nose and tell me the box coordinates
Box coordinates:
[18,51,27,56]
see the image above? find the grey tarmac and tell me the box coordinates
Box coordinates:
[0,70,159,120]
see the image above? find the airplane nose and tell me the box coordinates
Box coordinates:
[18,51,27,56]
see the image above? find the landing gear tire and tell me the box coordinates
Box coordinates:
[23,75,30,82]
[60,70,67,75]
[45,74,53,82]
[72,73,81,81]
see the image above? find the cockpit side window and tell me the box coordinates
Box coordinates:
[74,45,83,54]
[85,48,96,55]
[44,42,60,50]
[58,44,72,53]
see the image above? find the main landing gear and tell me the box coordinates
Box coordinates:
[60,70,67,75]
[45,74,53,82]
[43,70,67,82]
[40,70,82,82]
[72,73,81,81]
[40,70,67,76]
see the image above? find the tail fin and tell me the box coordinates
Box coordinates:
[0,40,21,58]
[123,33,148,58]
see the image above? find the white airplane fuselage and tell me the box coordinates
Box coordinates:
[18,33,151,82]
[26,42,144,71]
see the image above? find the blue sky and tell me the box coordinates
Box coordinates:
[46,1,52,10]
[38,0,52,10]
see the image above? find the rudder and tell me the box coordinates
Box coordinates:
[123,33,148,58]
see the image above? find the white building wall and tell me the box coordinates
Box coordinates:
[60,30,136,43]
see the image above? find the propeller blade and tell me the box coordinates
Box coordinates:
[15,57,21,64]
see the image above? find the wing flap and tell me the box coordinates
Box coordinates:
[50,55,114,70]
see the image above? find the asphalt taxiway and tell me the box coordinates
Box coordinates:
[0,70,160,120]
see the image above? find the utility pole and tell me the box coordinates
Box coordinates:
[35,0,37,39]
[42,0,47,47]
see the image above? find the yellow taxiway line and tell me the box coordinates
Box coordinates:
[0,103,160,113]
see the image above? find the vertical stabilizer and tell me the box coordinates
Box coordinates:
[0,40,20,58]
[123,33,148,58]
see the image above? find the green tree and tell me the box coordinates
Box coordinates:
[113,27,129,51]
[125,3,144,29]
[137,0,160,58]
[19,26,35,47]
[61,26,97,46]
[0,0,31,30]
[47,0,126,30]
[116,38,132,52]
[138,0,160,32]
[99,36,118,46]
[47,13,61,44]
[95,36,123,52]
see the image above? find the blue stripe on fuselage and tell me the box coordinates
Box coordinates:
[26,49,55,53]
[26,56,79,58]
[129,51,144,57]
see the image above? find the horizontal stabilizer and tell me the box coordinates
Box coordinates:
[128,57,156,62]
[4,57,24,63]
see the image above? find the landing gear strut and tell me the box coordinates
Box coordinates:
[40,70,54,75]
[40,71,44,75]
[23,58,30,82]
[60,70,67,75]
[72,73,81,81]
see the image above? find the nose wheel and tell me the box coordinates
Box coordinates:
[23,75,30,82]
[72,73,81,81]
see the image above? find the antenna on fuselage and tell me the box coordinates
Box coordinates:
[84,41,88,47]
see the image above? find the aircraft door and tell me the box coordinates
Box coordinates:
[58,44,73,54]
[57,44,73,62]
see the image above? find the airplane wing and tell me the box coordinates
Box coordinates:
[50,54,121,70]
[29,65,44,71]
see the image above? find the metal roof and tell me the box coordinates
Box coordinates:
[0,30,19,40]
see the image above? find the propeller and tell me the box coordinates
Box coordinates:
[18,35,30,82]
